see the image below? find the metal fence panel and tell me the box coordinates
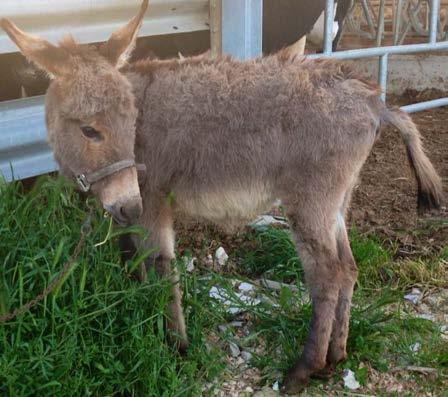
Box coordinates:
[0,0,209,54]
[0,96,56,181]
[315,0,448,112]
[221,0,262,60]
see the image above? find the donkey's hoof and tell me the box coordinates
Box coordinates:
[312,363,335,380]
[281,366,310,395]
[168,334,189,355]
[176,338,189,355]
[280,377,309,395]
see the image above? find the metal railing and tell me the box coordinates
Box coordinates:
[314,0,448,111]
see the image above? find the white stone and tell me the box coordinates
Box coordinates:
[404,288,422,305]
[238,282,254,293]
[209,285,258,315]
[409,342,421,352]
[416,313,435,321]
[241,351,253,361]
[215,247,229,267]
[272,381,280,391]
[185,257,196,272]
[228,341,240,357]
[343,369,360,390]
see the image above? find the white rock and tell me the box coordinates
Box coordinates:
[259,278,300,293]
[416,313,435,321]
[404,288,422,305]
[215,247,229,266]
[409,342,421,352]
[343,369,360,390]
[228,341,240,357]
[441,326,448,341]
[185,257,196,272]
[238,293,261,307]
[209,285,259,315]
[218,321,244,333]
[241,351,253,361]
[249,215,288,229]
[272,381,280,391]
[238,282,254,293]
[244,386,254,393]
[209,286,229,302]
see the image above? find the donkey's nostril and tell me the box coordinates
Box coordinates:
[120,201,143,223]
[120,206,126,218]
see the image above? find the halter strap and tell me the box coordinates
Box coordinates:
[76,159,147,192]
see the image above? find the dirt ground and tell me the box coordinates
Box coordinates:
[350,90,448,255]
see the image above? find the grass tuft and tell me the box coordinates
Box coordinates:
[0,176,226,397]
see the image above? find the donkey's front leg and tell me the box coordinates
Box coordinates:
[282,215,342,394]
[135,200,188,352]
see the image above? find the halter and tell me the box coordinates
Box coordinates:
[75,159,147,192]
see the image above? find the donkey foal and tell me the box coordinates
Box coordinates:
[2,1,443,393]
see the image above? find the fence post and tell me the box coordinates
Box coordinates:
[378,54,388,102]
[221,0,262,60]
[429,0,440,43]
[323,0,335,54]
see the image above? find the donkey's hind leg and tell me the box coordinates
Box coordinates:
[313,211,358,381]
[325,194,358,370]
[282,208,343,394]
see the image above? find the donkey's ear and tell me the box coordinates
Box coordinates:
[101,0,148,68]
[0,18,69,78]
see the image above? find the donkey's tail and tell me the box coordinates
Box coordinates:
[382,108,443,214]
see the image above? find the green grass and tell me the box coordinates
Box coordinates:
[1,176,447,396]
[236,226,448,394]
[0,177,227,396]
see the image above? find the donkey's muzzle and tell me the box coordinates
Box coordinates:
[104,197,142,226]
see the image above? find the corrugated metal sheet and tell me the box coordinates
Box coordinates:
[0,0,209,54]
[0,96,57,181]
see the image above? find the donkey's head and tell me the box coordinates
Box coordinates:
[1,0,149,225]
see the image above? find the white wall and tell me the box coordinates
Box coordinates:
[353,54,448,95]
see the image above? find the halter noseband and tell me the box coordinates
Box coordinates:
[75,159,147,192]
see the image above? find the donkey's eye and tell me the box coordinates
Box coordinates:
[80,126,103,141]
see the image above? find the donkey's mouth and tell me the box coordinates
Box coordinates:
[103,200,142,226]
[103,204,130,226]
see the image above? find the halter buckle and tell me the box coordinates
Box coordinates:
[76,174,91,192]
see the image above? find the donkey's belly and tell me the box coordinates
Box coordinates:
[175,183,274,227]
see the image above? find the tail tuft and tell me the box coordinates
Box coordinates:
[384,109,443,214]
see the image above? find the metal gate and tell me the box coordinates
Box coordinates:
[217,0,448,111]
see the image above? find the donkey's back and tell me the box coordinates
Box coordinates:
[132,55,385,226]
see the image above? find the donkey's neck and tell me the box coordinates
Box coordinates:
[124,69,151,113]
